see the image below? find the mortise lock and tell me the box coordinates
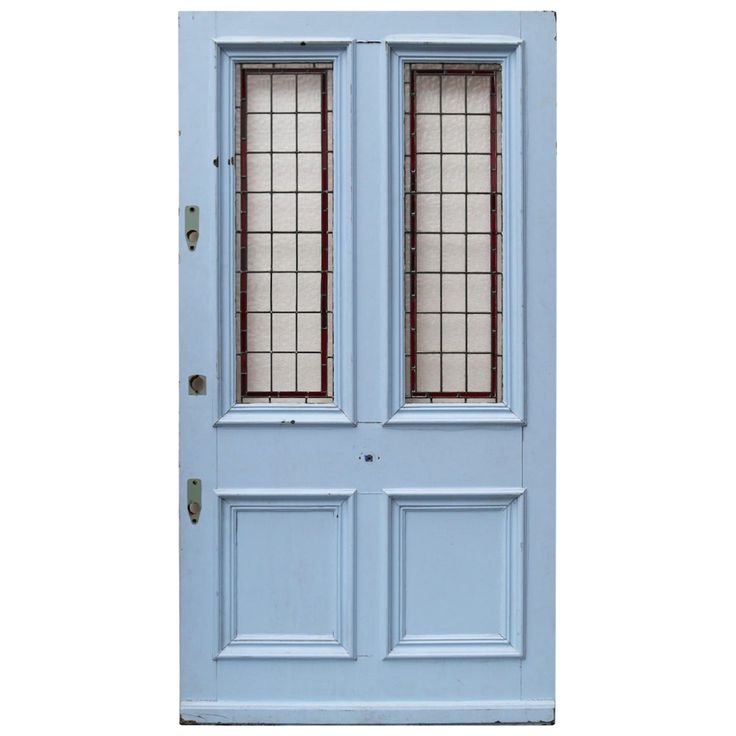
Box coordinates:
[187,479,202,524]
[184,205,199,250]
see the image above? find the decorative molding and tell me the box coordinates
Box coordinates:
[214,41,356,426]
[385,40,525,425]
[384,488,525,658]
[383,35,523,47]
[385,404,523,425]
[215,405,354,426]
[214,37,356,47]
[215,488,356,659]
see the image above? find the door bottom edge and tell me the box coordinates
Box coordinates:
[180,699,555,725]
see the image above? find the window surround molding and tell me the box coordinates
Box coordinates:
[214,39,355,426]
[385,37,525,425]
[209,37,523,426]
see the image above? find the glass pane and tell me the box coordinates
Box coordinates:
[404,63,503,404]
[235,64,334,404]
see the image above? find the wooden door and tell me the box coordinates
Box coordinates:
[180,11,555,724]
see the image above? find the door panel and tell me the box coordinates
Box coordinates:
[217,489,355,659]
[180,11,555,725]
[385,489,524,658]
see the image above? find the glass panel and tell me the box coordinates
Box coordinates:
[404,63,503,404]
[235,64,334,404]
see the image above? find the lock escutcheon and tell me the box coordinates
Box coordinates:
[187,479,202,524]
[184,205,199,251]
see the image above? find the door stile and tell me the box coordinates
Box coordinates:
[519,11,556,702]
[179,11,219,702]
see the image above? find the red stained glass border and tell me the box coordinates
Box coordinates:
[238,68,331,400]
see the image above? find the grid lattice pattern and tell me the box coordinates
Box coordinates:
[235,64,334,404]
[404,63,503,403]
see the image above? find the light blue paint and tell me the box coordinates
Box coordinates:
[386,38,526,425]
[385,489,525,659]
[217,489,356,659]
[180,11,555,725]
[215,40,356,426]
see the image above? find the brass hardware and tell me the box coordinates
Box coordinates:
[184,205,199,251]
[187,479,202,524]
[188,374,206,395]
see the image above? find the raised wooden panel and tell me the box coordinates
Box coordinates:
[217,489,355,658]
[385,489,524,658]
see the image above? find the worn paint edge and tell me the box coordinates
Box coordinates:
[180,699,555,725]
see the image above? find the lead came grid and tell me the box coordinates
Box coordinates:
[235,64,334,403]
[404,63,503,403]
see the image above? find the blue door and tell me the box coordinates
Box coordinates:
[180,11,555,724]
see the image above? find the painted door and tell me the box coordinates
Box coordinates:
[180,11,555,725]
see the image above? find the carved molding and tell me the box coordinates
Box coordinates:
[216,488,356,659]
[384,488,524,658]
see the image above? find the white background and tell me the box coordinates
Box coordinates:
[2,1,735,734]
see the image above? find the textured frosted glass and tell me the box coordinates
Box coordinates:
[235,64,333,403]
[404,64,503,404]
